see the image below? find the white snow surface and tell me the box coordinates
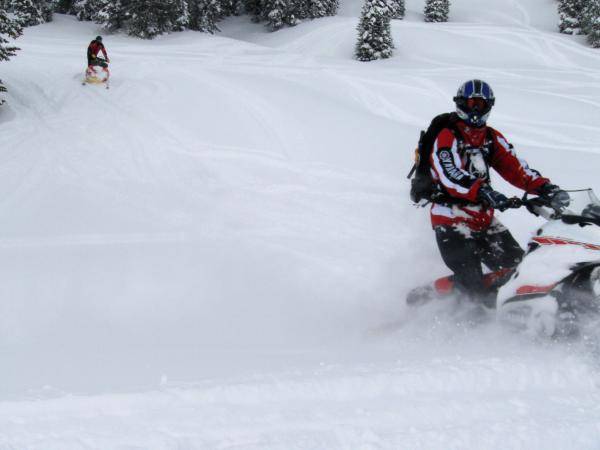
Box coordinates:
[2,0,600,448]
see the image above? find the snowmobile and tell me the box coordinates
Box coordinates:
[498,189,600,337]
[83,58,110,89]
[407,189,600,338]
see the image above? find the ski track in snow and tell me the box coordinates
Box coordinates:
[2,0,600,447]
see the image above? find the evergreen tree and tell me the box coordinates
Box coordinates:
[174,0,188,30]
[355,0,393,61]
[126,0,187,38]
[308,0,338,18]
[242,0,261,19]
[0,6,21,61]
[558,0,583,34]
[0,6,22,94]
[580,0,596,34]
[95,0,127,32]
[11,0,52,26]
[308,0,326,18]
[324,0,338,16]
[53,0,73,13]
[72,0,101,20]
[582,0,600,46]
[293,0,309,20]
[187,0,221,33]
[41,0,51,20]
[220,0,240,16]
[389,0,403,19]
[424,0,449,23]
[261,0,297,31]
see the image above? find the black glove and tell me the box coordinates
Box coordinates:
[536,183,570,210]
[478,185,510,211]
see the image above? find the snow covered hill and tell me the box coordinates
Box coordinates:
[1,0,600,448]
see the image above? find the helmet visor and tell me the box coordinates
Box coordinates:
[466,97,488,111]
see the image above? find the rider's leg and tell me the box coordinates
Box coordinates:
[86,58,98,77]
[99,60,109,79]
[434,224,487,301]
[480,218,524,273]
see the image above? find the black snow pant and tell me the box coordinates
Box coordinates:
[435,218,524,302]
[88,58,108,68]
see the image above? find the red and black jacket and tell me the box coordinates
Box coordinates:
[87,40,108,63]
[429,120,549,231]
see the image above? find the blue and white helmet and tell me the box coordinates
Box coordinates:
[453,79,495,127]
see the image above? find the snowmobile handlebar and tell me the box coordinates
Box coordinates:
[503,195,561,219]
[505,194,600,227]
[504,196,548,210]
[502,197,525,210]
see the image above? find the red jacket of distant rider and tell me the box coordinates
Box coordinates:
[87,41,108,63]
[429,120,548,231]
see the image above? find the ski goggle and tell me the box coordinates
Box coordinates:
[466,97,489,111]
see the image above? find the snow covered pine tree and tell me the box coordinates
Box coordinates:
[308,0,330,19]
[322,0,339,17]
[220,0,240,17]
[72,0,101,20]
[261,0,298,31]
[242,0,262,20]
[53,0,73,13]
[125,0,187,38]
[252,0,337,30]
[0,5,22,96]
[94,0,127,32]
[581,0,600,47]
[10,0,52,26]
[355,0,393,61]
[390,0,404,20]
[558,0,583,34]
[424,0,449,22]
[187,0,222,33]
[292,0,309,20]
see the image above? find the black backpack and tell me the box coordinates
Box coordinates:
[407,112,460,204]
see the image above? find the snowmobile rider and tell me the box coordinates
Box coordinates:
[427,79,570,304]
[86,35,109,78]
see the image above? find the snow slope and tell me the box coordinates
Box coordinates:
[1,0,600,448]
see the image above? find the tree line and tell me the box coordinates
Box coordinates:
[1,0,339,37]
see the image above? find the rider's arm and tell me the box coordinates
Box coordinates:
[488,129,549,193]
[429,128,483,202]
[101,44,108,60]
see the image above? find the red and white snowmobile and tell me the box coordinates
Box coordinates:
[407,189,600,338]
[497,189,600,337]
[83,58,110,89]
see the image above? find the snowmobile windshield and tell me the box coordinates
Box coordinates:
[561,189,600,225]
[564,189,600,216]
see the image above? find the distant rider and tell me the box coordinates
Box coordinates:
[423,79,570,305]
[86,36,109,79]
